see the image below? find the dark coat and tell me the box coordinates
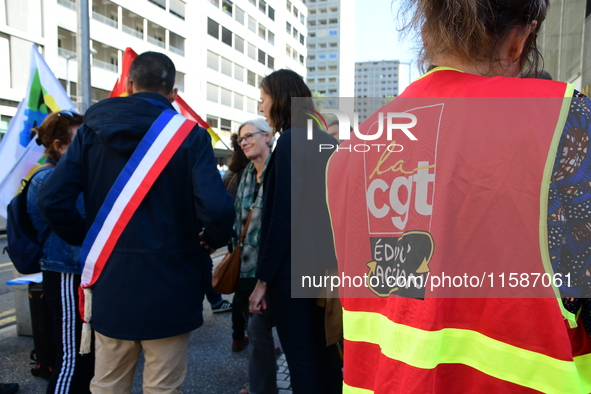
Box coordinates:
[38,92,235,340]
[256,127,337,295]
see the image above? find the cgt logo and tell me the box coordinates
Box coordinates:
[304,108,418,142]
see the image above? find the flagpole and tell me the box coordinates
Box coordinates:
[77,0,92,113]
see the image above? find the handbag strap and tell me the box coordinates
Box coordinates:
[238,207,254,245]
[226,172,238,192]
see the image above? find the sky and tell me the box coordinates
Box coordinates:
[354,0,422,85]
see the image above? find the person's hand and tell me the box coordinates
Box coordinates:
[249,280,268,315]
[199,231,216,254]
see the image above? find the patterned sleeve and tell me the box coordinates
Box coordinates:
[548,91,591,330]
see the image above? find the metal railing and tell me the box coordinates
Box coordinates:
[122,25,143,39]
[92,58,118,72]
[148,36,165,48]
[57,0,76,10]
[92,12,118,29]
[58,48,76,59]
[169,45,184,56]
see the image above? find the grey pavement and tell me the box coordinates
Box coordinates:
[0,236,292,394]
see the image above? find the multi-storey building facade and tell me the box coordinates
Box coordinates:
[354,60,400,123]
[0,0,307,146]
[538,0,590,94]
[196,0,307,141]
[303,0,354,98]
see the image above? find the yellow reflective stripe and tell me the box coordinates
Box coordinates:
[574,353,591,393]
[344,309,589,394]
[414,66,464,82]
[538,83,578,327]
[343,382,374,394]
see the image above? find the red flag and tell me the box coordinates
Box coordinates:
[109,47,137,98]
[109,48,221,147]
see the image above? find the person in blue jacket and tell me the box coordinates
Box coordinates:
[38,52,235,394]
[28,110,93,393]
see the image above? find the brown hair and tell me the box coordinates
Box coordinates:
[259,69,314,134]
[228,133,249,173]
[33,111,83,161]
[399,0,549,74]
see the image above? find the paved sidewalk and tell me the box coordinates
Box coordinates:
[0,249,293,394]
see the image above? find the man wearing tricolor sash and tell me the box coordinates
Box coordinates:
[38,52,235,394]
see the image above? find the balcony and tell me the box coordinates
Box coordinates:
[58,48,76,59]
[92,11,118,29]
[169,45,184,56]
[148,36,165,48]
[92,58,117,72]
[122,25,143,39]
[57,0,76,10]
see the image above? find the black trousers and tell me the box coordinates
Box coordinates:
[42,271,94,394]
[268,283,342,394]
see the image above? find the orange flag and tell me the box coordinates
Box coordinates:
[109,47,222,148]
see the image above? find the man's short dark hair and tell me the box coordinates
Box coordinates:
[129,52,176,94]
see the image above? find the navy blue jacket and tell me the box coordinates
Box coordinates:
[256,127,337,295]
[27,166,85,274]
[38,92,235,340]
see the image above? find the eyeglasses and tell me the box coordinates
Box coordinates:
[238,131,264,144]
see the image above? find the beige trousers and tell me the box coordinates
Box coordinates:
[90,331,191,394]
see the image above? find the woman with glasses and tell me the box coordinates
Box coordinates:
[232,119,278,394]
[27,110,94,394]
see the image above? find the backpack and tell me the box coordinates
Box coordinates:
[3,167,52,274]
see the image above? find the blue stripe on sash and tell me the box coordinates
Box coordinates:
[80,109,177,264]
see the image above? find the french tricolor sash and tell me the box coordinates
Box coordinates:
[78,107,196,353]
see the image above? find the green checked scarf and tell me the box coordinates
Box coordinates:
[232,157,269,278]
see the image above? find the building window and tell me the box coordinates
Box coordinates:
[0,115,12,143]
[319,43,326,48]
[259,24,266,40]
[268,6,275,20]
[267,55,274,69]
[329,18,337,24]
[286,0,291,12]
[247,70,256,86]
[248,16,257,32]
[300,33,305,45]
[248,98,257,114]
[293,28,298,39]
[268,31,275,45]
[222,0,233,16]
[329,42,337,47]
[207,51,219,70]
[259,0,266,13]
[299,54,304,64]
[286,21,291,34]
[221,27,232,46]
[234,64,244,81]
[221,57,232,76]
[221,88,232,106]
[207,83,218,102]
[248,43,256,60]
[235,6,245,24]
[293,7,299,17]
[286,44,291,56]
[234,35,244,53]
[220,118,232,132]
[207,116,218,129]
[234,92,244,110]
[207,18,219,38]
[258,49,266,65]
